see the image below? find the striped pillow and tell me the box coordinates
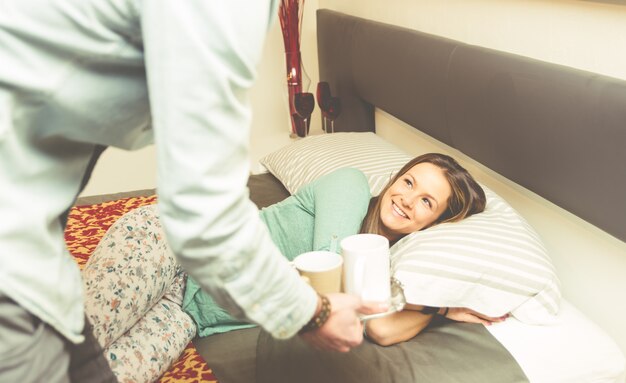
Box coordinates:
[261,132,561,324]
[392,187,561,324]
[260,132,411,195]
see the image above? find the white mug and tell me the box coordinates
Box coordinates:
[340,234,391,302]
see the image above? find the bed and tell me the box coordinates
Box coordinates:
[68,8,626,383]
[68,170,623,383]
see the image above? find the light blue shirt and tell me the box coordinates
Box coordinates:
[0,0,316,343]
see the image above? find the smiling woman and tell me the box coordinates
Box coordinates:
[355,153,490,345]
[360,153,486,246]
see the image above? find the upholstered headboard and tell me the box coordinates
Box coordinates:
[317,9,626,242]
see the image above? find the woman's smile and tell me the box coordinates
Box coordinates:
[392,202,408,218]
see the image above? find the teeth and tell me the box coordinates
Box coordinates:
[392,202,408,218]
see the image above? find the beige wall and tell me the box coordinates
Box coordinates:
[321,0,626,80]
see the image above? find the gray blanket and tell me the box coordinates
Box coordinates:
[195,317,529,383]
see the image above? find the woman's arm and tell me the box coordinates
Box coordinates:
[364,304,436,346]
[365,304,508,346]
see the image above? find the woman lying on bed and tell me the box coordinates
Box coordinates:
[81,153,505,382]
[357,155,508,346]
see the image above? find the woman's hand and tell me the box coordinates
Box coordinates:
[443,307,509,326]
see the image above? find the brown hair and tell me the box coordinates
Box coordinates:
[359,153,486,241]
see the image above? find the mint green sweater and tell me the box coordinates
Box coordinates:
[183,168,371,337]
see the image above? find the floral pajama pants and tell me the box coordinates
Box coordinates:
[82,205,197,383]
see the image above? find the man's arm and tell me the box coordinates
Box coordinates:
[141,0,316,338]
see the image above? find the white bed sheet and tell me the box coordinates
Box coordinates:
[487,300,626,383]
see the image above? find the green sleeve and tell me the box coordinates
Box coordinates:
[297,167,371,252]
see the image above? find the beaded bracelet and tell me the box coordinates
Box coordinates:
[299,294,331,333]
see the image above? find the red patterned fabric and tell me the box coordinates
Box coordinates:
[65,195,218,383]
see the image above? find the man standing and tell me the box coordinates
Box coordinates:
[0,1,383,381]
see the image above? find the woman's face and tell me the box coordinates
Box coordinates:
[379,162,452,241]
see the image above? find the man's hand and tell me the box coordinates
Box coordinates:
[299,293,388,352]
